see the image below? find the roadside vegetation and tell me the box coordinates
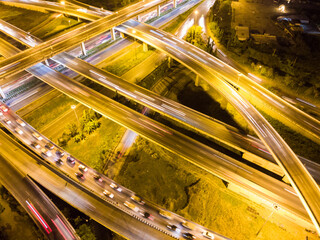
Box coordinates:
[115,138,313,240]
[208,0,320,103]
[77,0,139,11]
[0,186,44,240]
[101,45,154,77]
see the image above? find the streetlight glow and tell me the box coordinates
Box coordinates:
[60,0,65,5]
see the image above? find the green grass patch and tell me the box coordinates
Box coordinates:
[261,111,320,163]
[0,3,48,32]
[23,94,77,130]
[115,138,309,240]
[101,45,154,76]
[64,118,125,172]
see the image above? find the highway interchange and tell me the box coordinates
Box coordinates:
[0,0,320,238]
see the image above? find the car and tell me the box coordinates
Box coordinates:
[79,164,88,172]
[0,105,8,113]
[124,201,139,212]
[4,119,11,125]
[67,156,75,165]
[103,190,114,198]
[202,231,214,239]
[14,127,23,135]
[45,142,54,150]
[41,148,52,157]
[0,111,3,116]
[55,149,65,157]
[32,132,43,141]
[140,211,154,220]
[75,172,85,180]
[56,158,63,165]
[31,141,40,149]
[182,233,195,240]
[167,225,180,232]
[16,119,26,126]
[94,175,103,183]
[181,221,196,230]
[110,182,122,192]
[159,210,172,220]
[131,195,145,205]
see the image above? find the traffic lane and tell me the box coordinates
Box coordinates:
[118,21,320,230]
[0,154,77,240]
[26,63,310,222]
[0,0,168,79]
[0,131,177,240]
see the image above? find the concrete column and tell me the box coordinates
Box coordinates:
[143,42,148,52]
[195,74,199,87]
[81,42,86,56]
[120,32,125,38]
[45,59,50,66]
[173,0,177,8]
[157,5,161,17]
[137,15,141,22]
[0,87,5,99]
[111,28,116,41]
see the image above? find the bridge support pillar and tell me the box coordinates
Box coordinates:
[143,42,148,52]
[168,57,172,68]
[45,59,50,67]
[195,74,199,87]
[120,32,125,38]
[81,42,86,56]
[111,28,116,41]
[157,5,161,17]
[173,0,177,8]
[137,15,141,22]
[0,87,5,99]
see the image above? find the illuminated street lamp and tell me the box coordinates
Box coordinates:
[278,4,285,13]
[71,105,80,124]
[256,204,280,237]
[60,0,65,5]
[237,73,243,85]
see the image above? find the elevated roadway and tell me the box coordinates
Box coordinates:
[0,154,79,240]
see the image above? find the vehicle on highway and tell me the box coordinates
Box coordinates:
[31,141,40,149]
[79,164,88,172]
[110,182,122,192]
[140,211,154,220]
[0,105,8,113]
[45,142,54,150]
[131,195,145,205]
[124,201,139,212]
[75,172,85,180]
[32,132,43,141]
[94,175,103,183]
[16,119,26,126]
[181,221,196,230]
[159,210,172,219]
[55,149,65,157]
[41,148,52,157]
[4,119,11,124]
[202,231,214,239]
[15,127,23,135]
[67,156,75,165]
[167,224,180,232]
[56,158,63,165]
[182,232,196,240]
[103,190,114,198]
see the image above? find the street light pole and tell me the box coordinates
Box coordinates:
[256,204,280,237]
[71,105,80,125]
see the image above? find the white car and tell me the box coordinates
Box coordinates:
[79,164,88,172]
[32,132,43,141]
[203,231,214,239]
[14,127,23,135]
[110,182,122,192]
[159,210,172,220]
[41,148,52,157]
[124,201,139,212]
[103,190,114,198]
[16,119,26,126]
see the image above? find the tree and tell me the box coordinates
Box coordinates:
[76,224,96,240]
